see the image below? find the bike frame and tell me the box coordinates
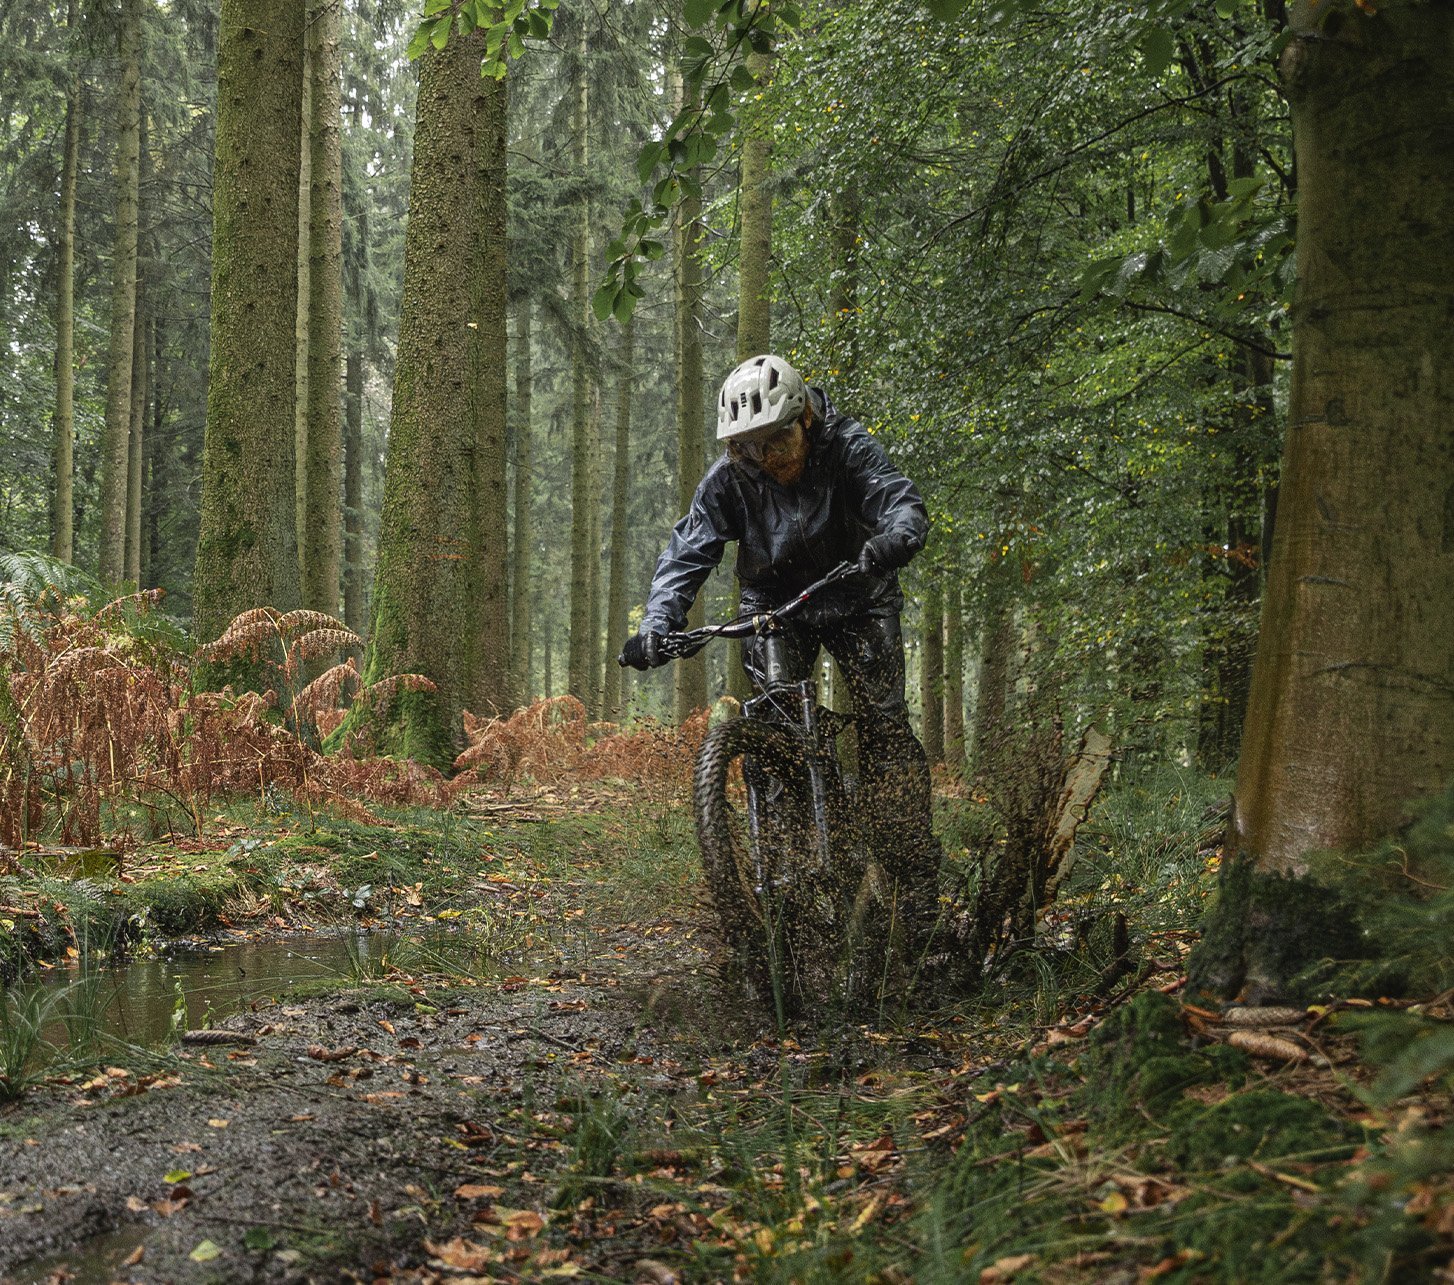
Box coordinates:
[637,560,865,891]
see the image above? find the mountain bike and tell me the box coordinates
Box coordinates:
[624,562,894,1014]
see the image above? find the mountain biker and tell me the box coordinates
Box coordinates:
[619,353,940,923]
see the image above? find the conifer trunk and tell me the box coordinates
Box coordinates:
[98,0,143,582]
[472,71,510,718]
[567,17,599,714]
[509,300,534,706]
[601,315,634,720]
[193,0,305,641]
[673,74,708,723]
[358,31,504,765]
[51,0,80,564]
[343,345,365,637]
[124,297,147,585]
[302,0,344,614]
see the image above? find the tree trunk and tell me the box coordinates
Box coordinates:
[193,0,305,642]
[343,346,365,637]
[302,0,344,615]
[51,0,80,564]
[143,314,163,589]
[673,74,708,723]
[357,31,504,766]
[1232,1,1454,870]
[510,299,534,707]
[98,0,143,583]
[919,574,944,765]
[735,33,772,360]
[727,33,773,707]
[1191,0,1454,1001]
[601,314,634,720]
[294,22,311,570]
[124,296,147,586]
[944,575,966,778]
[567,17,599,713]
[472,69,510,719]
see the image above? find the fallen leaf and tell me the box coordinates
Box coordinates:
[424,1236,496,1271]
[207,1118,229,1129]
[189,1238,222,1262]
[980,1252,1035,1282]
[455,1183,506,1200]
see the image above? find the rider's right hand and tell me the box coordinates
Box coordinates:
[619,631,666,670]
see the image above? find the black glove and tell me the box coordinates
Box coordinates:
[619,631,666,671]
[857,530,917,576]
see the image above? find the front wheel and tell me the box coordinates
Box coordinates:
[693,718,818,1011]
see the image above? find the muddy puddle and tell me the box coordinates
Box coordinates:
[29,928,501,1050]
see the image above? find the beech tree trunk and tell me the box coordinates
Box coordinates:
[1232,0,1454,871]
[1192,0,1454,1002]
[944,576,966,777]
[98,0,143,582]
[193,0,305,641]
[343,346,365,637]
[919,576,944,765]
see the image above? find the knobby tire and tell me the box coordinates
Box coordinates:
[693,718,818,1012]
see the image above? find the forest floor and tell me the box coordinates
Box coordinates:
[0,785,1450,1284]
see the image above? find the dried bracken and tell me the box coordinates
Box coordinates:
[0,592,448,855]
[452,697,715,791]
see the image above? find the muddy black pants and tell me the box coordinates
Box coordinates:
[740,612,940,905]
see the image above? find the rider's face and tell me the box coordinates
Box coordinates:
[755,416,810,485]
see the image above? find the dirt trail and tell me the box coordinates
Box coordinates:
[0,863,753,1283]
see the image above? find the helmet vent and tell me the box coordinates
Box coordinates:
[768,367,779,389]
[751,391,762,415]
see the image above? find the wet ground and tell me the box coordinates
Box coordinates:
[0,872,742,1283]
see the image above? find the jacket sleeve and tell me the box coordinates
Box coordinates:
[641,464,741,635]
[840,424,930,553]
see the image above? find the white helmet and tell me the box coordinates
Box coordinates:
[716,354,808,442]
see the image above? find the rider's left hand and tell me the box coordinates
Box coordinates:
[857,530,917,576]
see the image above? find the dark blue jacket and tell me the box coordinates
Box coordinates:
[641,388,929,634]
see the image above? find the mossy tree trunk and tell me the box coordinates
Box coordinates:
[472,71,510,719]
[567,15,599,715]
[1192,0,1454,1000]
[342,346,365,638]
[51,0,80,564]
[302,0,344,615]
[98,0,143,583]
[673,70,708,724]
[509,299,534,707]
[193,0,304,642]
[601,314,634,721]
[358,32,506,766]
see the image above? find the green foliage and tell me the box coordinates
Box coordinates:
[407,0,560,76]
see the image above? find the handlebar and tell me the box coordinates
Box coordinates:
[620,561,862,666]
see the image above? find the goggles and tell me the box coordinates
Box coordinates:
[734,421,801,465]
